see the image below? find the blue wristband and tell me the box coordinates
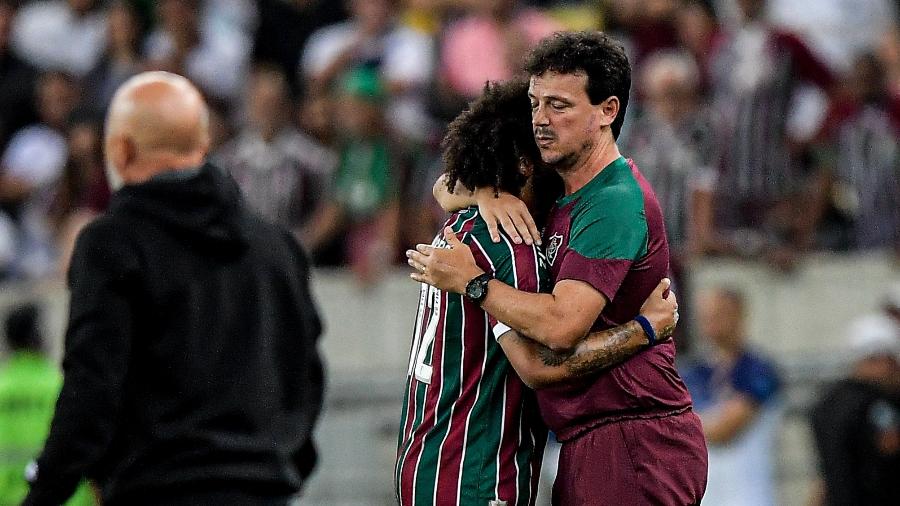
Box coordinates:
[633,315,657,346]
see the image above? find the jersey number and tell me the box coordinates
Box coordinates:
[407,282,441,384]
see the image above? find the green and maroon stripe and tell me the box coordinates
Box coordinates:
[397,211,479,505]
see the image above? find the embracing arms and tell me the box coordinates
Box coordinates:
[433,174,542,246]
[409,228,626,353]
[496,279,676,389]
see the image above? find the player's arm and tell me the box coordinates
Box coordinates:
[432,174,541,245]
[498,280,676,389]
[409,228,605,352]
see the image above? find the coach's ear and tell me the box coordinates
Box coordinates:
[598,96,620,129]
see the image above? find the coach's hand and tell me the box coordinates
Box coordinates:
[408,227,484,294]
[475,188,541,246]
[639,278,679,343]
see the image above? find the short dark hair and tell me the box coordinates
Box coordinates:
[524,31,632,139]
[441,78,539,197]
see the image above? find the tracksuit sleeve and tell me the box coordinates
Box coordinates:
[23,224,136,505]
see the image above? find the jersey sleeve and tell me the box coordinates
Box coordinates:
[467,232,546,341]
[556,194,648,303]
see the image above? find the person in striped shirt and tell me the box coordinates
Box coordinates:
[398,78,679,506]
[412,32,707,504]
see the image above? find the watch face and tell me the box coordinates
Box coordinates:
[466,282,483,300]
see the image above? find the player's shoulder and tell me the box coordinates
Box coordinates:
[450,207,542,267]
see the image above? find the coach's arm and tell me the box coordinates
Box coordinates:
[410,228,632,353]
[496,280,676,389]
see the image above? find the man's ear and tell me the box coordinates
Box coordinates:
[108,135,136,181]
[598,96,620,128]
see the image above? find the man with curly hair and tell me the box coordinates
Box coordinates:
[411,32,708,504]
[397,78,679,506]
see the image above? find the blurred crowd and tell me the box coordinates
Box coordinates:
[0,0,896,287]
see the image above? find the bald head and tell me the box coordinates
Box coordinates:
[105,71,210,188]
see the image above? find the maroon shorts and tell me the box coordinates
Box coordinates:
[552,410,708,505]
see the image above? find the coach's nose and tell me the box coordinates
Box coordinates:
[532,102,550,127]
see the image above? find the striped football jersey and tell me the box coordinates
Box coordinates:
[395,207,549,506]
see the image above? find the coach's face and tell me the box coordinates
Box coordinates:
[529,71,615,172]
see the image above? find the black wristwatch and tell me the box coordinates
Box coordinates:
[464,273,493,305]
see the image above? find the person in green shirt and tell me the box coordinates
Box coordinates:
[0,304,94,506]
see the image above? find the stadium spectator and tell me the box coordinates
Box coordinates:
[0,0,37,150]
[698,0,835,269]
[673,0,724,94]
[296,91,336,147]
[252,0,346,96]
[301,0,433,142]
[22,72,324,505]
[437,0,562,100]
[682,287,783,506]
[50,117,109,274]
[768,0,898,73]
[807,52,900,252]
[10,0,107,77]
[80,0,144,117]
[0,303,95,505]
[144,0,251,101]
[602,0,680,64]
[0,71,79,279]
[624,50,715,261]
[304,67,399,283]
[809,314,900,506]
[215,66,336,240]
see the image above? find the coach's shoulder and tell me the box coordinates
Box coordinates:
[67,215,141,280]
[75,214,133,250]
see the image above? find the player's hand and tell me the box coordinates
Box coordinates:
[475,188,541,246]
[407,227,484,294]
[639,278,678,343]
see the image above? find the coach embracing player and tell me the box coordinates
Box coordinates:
[398,78,678,506]
[412,32,708,505]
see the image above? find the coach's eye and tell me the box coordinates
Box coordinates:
[530,102,538,110]
[551,101,566,110]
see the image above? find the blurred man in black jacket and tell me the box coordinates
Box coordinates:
[23,71,325,506]
[810,314,900,506]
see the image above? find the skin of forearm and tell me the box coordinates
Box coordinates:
[506,321,649,389]
[550,320,649,376]
[483,280,589,352]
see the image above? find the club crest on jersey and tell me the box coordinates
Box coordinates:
[546,233,563,266]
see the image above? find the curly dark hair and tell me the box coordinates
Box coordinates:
[524,31,631,139]
[441,78,539,197]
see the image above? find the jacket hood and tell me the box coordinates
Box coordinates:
[109,162,251,251]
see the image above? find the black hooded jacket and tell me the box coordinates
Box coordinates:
[24,163,324,505]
